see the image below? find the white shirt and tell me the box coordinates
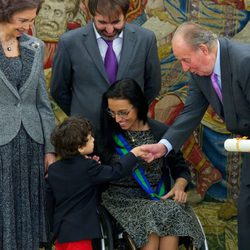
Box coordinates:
[93,23,123,62]
[213,40,222,89]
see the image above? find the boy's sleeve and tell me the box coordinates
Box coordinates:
[87,152,138,184]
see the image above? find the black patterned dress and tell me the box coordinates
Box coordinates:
[0,49,47,249]
[102,130,205,248]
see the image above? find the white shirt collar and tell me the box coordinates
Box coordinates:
[92,22,123,40]
[214,40,221,77]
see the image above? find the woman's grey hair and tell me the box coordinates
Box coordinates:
[0,0,43,22]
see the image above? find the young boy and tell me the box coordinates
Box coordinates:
[46,116,143,250]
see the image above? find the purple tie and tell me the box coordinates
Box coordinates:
[211,73,222,102]
[103,39,118,84]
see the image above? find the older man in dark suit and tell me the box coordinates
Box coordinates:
[50,0,161,133]
[140,21,250,250]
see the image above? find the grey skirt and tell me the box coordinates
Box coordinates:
[102,185,205,248]
[0,125,47,250]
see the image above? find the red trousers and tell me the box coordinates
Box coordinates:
[55,239,92,250]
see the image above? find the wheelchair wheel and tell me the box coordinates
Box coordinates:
[116,232,137,250]
[92,206,114,250]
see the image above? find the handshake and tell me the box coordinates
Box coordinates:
[130,143,168,162]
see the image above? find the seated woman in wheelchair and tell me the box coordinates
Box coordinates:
[99,78,205,250]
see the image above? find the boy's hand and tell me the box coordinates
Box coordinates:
[44,153,56,174]
[85,155,101,164]
[131,146,148,158]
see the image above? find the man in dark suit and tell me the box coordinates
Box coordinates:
[140,22,250,250]
[50,0,161,133]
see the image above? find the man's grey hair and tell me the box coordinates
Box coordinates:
[173,21,218,51]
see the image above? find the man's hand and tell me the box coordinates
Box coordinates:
[139,143,167,162]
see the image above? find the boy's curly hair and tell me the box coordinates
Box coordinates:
[51,116,93,159]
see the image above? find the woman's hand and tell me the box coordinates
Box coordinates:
[44,153,56,175]
[161,178,188,203]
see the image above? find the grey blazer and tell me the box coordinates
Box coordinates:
[50,22,161,130]
[0,33,55,152]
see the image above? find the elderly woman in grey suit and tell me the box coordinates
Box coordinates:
[0,0,55,249]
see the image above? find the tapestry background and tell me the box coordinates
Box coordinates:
[34,1,250,249]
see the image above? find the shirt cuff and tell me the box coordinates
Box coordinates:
[159,139,173,155]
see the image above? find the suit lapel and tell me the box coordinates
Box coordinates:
[117,24,136,78]
[0,43,21,99]
[81,23,109,83]
[195,75,224,118]
[18,34,41,95]
[81,23,136,83]
[18,35,35,94]
[219,38,238,130]
[0,33,41,98]
[0,65,20,100]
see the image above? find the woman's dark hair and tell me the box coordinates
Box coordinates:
[0,0,43,22]
[88,0,130,19]
[51,116,93,159]
[100,78,148,159]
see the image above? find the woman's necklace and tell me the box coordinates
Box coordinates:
[126,123,150,143]
[0,38,17,52]
[126,130,135,143]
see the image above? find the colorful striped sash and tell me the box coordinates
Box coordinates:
[113,133,166,201]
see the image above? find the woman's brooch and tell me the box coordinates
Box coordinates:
[31,41,40,49]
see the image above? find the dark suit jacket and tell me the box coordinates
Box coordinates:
[50,22,161,130]
[163,37,250,183]
[46,153,138,243]
[148,119,190,188]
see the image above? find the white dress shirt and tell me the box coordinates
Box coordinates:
[93,23,123,63]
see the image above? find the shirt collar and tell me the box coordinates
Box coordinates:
[92,22,123,40]
[213,40,221,77]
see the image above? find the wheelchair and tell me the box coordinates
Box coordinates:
[92,205,136,250]
[93,205,209,250]
[41,205,208,250]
